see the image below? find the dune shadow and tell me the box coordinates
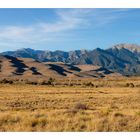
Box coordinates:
[30,67,42,75]
[94,67,113,74]
[48,64,72,76]
[5,55,29,75]
[65,64,81,72]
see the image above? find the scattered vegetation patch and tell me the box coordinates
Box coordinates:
[0,79,13,84]
[47,77,55,86]
[40,77,55,86]
[135,111,140,116]
[126,83,135,87]
[83,82,94,87]
[74,103,87,110]
[0,78,140,131]
[25,81,38,85]
[113,112,124,117]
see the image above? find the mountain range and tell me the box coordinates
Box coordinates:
[1,43,140,76]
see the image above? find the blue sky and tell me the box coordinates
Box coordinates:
[0,8,139,52]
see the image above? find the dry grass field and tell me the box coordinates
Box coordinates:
[0,77,140,132]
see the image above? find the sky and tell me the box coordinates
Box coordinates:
[0,8,139,52]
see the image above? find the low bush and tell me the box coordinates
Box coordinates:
[74,103,87,110]
[0,79,13,84]
[47,77,55,86]
[126,83,134,87]
[83,82,94,87]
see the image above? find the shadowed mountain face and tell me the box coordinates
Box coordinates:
[0,55,120,79]
[1,44,140,76]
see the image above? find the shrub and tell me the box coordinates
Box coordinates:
[24,80,37,85]
[74,103,87,110]
[30,82,38,85]
[40,78,55,86]
[114,112,124,117]
[69,83,73,86]
[0,79,13,84]
[40,81,48,85]
[47,77,55,86]
[126,83,134,87]
[84,82,94,87]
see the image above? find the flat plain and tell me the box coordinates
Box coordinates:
[0,77,140,132]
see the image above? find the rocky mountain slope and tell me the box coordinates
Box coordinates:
[1,44,140,76]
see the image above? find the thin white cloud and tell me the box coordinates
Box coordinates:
[0,8,134,48]
[0,9,93,45]
[0,26,33,40]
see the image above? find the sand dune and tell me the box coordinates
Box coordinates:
[0,55,122,80]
